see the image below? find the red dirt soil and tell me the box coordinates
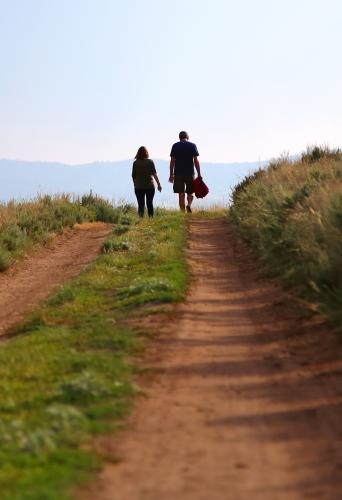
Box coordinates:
[81,218,342,500]
[0,222,112,336]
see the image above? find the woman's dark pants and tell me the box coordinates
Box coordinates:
[134,188,155,217]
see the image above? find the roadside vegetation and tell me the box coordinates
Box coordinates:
[192,207,228,218]
[0,193,122,271]
[0,209,187,500]
[230,146,342,328]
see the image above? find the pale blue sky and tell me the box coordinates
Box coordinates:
[1,0,341,163]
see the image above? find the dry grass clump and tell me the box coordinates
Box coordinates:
[230,146,342,328]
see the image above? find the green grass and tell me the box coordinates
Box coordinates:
[0,193,125,271]
[0,210,187,499]
[230,146,342,329]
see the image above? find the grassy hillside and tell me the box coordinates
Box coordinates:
[0,210,187,499]
[230,146,342,328]
[0,193,122,271]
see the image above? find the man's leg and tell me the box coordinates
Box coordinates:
[178,193,186,212]
[185,177,195,213]
[187,194,194,209]
[174,177,186,212]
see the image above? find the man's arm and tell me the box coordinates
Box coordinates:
[194,156,201,177]
[169,157,175,182]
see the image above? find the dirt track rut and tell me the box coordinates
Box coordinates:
[0,222,111,336]
[81,218,342,500]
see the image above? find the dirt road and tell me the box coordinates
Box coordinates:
[0,222,111,336]
[82,218,342,500]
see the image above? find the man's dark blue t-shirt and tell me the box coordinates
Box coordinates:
[170,141,199,176]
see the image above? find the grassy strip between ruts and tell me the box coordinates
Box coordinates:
[0,209,187,500]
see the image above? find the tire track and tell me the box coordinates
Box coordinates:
[0,222,111,336]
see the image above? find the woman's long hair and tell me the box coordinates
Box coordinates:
[135,146,149,160]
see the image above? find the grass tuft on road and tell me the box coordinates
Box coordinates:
[0,210,187,500]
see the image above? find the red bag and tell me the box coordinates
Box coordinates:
[193,176,209,199]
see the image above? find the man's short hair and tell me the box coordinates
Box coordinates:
[179,131,189,140]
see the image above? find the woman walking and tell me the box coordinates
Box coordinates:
[132,146,162,217]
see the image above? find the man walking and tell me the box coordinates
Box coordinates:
[169,131,201,212]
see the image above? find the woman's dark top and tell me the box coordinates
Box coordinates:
[132,159,156,189]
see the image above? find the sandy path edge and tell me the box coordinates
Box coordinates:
[79,217,342,500]
[0,222,112,336]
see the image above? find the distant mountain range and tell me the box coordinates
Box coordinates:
[0,159,267,207]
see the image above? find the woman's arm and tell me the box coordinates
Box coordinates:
[152,173,162,192]
[132,162,136,180]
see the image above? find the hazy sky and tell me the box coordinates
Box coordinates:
[1,0,341,163]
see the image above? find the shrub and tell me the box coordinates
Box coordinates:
[117,278,173,299]
[81,192,120,223]
[119,216,133,226]
[301,145,342,164]
[47,286,76,306]
[1,225,26,251]
[59,372,111,403]
[231,168,265,206]
[0,249,11,271]
[113,225,129,236]
[102,240,130,253]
